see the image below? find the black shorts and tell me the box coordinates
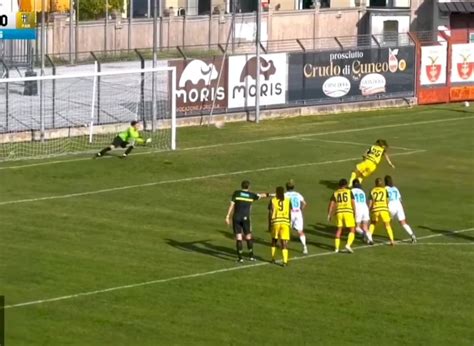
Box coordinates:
[232,216,251,235]
[112,136,128,148]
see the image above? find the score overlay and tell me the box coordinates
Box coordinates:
[0,0,36,39]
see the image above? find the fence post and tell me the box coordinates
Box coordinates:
[45,54,56,128]
[90,52,101,124]
[0,59,9,132]
[135,49,146,129]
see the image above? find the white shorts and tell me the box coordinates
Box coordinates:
[389,203,406,221]
[355,205,370,224]
[290,211,304,232]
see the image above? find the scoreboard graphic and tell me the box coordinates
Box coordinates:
[0,0,36,39]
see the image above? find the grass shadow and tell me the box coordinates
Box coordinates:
[418,225,474,242]
[165,238,237,261]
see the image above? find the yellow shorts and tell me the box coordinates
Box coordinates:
[371,211,391,223]
[272,224,290,240]
[336,212,355,228]
[356,160,377,178]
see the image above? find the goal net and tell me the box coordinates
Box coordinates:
[0,66,176,161]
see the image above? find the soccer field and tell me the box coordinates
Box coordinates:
[1,105,474,345]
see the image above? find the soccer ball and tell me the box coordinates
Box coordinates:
[464,101,470,107]
[214,121,225,129]
[146,138,152,144]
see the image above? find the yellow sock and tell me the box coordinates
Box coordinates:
[386,225,394,242]
[347,232,355,246]
[271,246,276,259]
[335,238,341,251]
[358,177,363,184]
[282,249,288,264]
[369,224,375,234]
[349,172,357,187]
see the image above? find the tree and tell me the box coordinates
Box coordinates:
[78,0,125,21]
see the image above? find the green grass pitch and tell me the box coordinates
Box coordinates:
[1,105,473,345]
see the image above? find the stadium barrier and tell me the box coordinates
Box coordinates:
[411,29,474,105]
[167,33,417,117]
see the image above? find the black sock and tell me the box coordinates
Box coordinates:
[99,147,112,155]
[236,240,243,259]
[124,146,134,155]
[246,239,254,257]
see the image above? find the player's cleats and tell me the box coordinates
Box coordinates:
[94,153,101,158]
[236,258,244,263]
[368,240,374,245]
[282,262,288,267]
[249,257,256,261]
[271,258,276,264]
[334,249,339,253]
[389,241,395,246]
[411,235,417,243]
[345,245,353,253]
[303,246,308,255]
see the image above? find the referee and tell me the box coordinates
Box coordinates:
[95,121,150,158]
[225,180,270,263]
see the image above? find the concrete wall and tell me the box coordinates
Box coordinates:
[43,8,365,57]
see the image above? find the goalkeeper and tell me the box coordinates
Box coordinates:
[95,121,151,158]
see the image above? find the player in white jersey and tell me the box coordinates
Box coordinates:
[351,180,374,244]
[384,176,417,243]
[285,180,308,254]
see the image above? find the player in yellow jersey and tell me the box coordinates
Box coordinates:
[327,179,356,253]
[368,178,395,245]
[269,186,292,266]
[349,139,395,187]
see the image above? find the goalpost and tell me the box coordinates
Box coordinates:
[0,66,176,161]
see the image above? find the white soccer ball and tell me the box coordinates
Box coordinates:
[214,121,225,129]
[146,138,152,144]
[464,101,470,107]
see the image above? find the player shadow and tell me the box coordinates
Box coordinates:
[418,226,474,242]
[319,179,340,191]
[217,230,271,249]
[306,223,335,240]
[165,238,238,262]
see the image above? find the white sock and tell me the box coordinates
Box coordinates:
[403,224,414,236]
[299,234,307,247]
[365,230,373,242]
[356,226,364,235]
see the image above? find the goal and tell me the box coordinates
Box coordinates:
[0,66,176,161]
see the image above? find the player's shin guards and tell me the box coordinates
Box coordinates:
[335,238,341,251]
[349,172,357,187]
[236,240,243,260]
[369,224,375,234]
[124,145,134,155]
[386,225,394,243]
[282,249,288,264]
[347,232,355,246]
[246,239,254,257]
[271,242,277,260]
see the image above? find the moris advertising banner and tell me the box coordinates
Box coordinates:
[288,47,415,103]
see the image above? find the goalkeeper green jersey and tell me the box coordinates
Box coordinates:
[118,126,144,144]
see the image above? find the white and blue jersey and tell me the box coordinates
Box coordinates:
[351,187,370,223]
[386,186,406,221]
[284,191,305,231]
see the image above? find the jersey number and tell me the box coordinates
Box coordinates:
[337,193,349,203]
[373,192,385,202]
[370,148,382,157]
[278,200,284,211]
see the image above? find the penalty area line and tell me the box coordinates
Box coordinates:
[3,227,473,310]
[0,150,425,206]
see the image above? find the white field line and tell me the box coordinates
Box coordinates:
[397,242,474,246]
[4,227,473,310]
[0,150,425,206]
[0,115,472,171]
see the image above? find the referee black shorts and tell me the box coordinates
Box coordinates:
[112,136,129,148]
[232,216,251,235]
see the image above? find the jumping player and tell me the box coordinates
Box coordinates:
[349,139,395,187]
[284,180,308,254]
[385,175,417,243]
[327,179,356,253]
